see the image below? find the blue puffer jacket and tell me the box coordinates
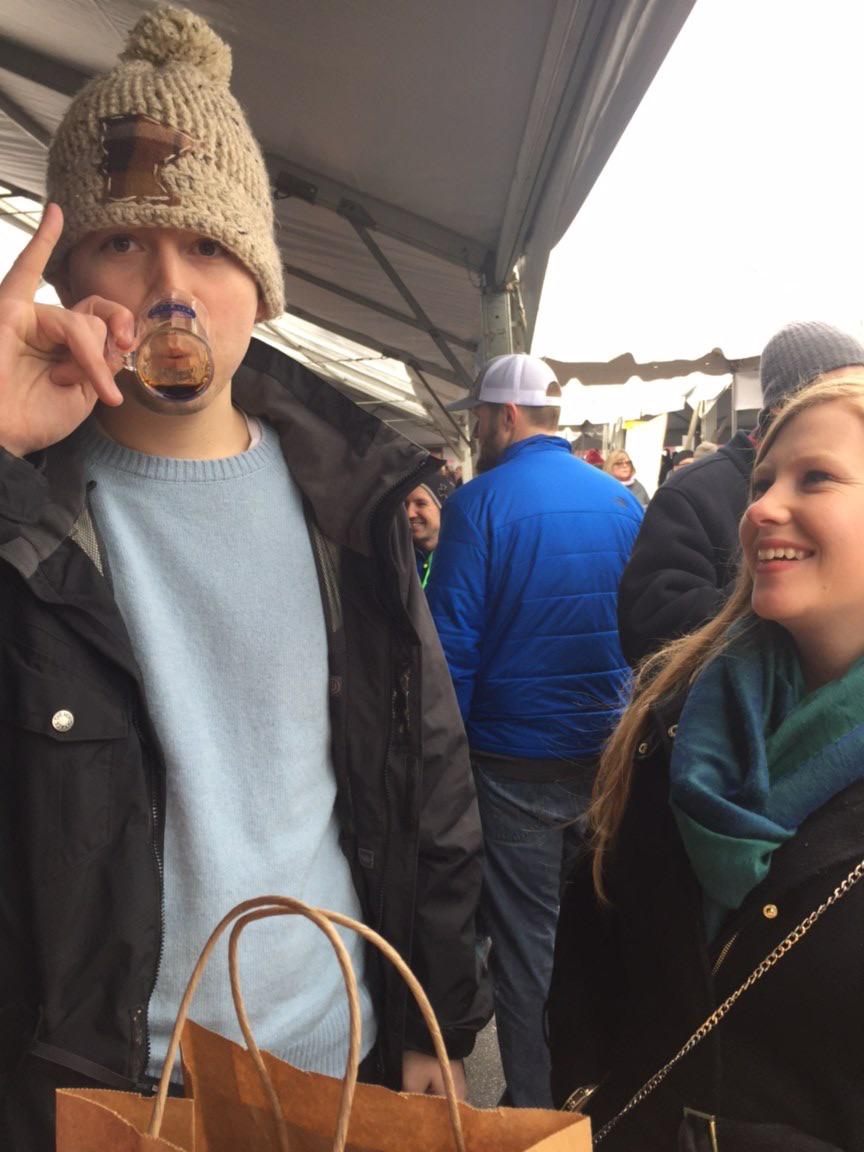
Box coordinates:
[427,436,642,760]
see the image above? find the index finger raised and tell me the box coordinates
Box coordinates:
[1,203,64,300]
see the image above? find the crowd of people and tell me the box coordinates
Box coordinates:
[0,7,862,1152]
[407,326,864,1151]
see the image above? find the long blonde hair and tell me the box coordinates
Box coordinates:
[591,373,864,897]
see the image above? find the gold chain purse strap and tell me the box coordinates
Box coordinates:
[586,856,864,1145]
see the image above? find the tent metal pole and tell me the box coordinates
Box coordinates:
[343,211,476,393]
[269,158,490,273]
[684,400,702,450]
[274,305,462,388]
[412,366,472,449]
[282,262,476,352]
[730,373,738,438]
[481,288,522,360]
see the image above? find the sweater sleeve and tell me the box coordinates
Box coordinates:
[425,498,488,722]
[617,484,731,666]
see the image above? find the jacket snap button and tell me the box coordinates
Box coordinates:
[52,709,75,733]
[637,741,649,755]
[763,903,779,919]
[667,724,678,739]
[329,676,342,697]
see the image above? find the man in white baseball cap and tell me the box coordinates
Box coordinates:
[429,353,643,1106]
[447,353,561,473]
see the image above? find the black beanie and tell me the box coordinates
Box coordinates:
[758,321,864,434]
[420,475,456,509]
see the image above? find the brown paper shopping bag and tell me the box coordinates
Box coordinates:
[57,895,591,1152]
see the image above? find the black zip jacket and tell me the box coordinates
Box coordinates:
[548,694,864,1152]
[0,339,491,1148]
[617,431,756,667]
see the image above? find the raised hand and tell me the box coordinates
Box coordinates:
[0,203,130,458]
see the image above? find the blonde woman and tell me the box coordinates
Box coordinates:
[605,449,649,507]
[549,371,864,1151]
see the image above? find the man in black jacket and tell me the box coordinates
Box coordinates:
[618,321,864,666]
[0,8,488,1147]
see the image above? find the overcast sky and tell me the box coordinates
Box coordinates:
[532,0,864,364]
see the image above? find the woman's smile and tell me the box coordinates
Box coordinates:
[741,397,864,680]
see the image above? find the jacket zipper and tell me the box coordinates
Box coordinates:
[366,456,429,930]
[377,685,398,930]
[376,664,412,931]
[711,931,739,977]
[366,457,434,558]
[132,707,166,1083]
[84,489,165,1084]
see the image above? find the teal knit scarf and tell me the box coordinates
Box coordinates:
[668,623,864,940]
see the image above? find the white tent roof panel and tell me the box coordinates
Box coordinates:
[0,0,696,442]
[229,0,559,245]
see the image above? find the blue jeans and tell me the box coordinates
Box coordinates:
[473,761,594,1108]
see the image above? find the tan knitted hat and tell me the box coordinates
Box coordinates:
[45,5,284,319]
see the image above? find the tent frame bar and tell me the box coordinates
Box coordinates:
[282,261,476,353]
[279,303,462,388]
[493,0,603,284]
[270,157,491,274]
[341,205,475,392]
[412,366,471,449]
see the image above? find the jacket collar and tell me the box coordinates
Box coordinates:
[499,434,571,466]
[732,776,864,926]
[23,340,438,570]
[717,429,757,478]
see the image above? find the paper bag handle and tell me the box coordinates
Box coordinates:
[150,897,355,1152]
[228,905,361,1152]
[148,896,466,1152]
[229,904,465,1152]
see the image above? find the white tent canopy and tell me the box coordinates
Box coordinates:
[0,0,693,450]
[558,370,731,428]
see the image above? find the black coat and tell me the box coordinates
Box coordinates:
[548,694,864,1152]
[0,340,490,1148]
[618,432,755,666]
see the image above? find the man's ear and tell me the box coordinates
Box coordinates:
[502,402,519,429]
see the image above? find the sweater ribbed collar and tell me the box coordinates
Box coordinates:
[78,415,278,483]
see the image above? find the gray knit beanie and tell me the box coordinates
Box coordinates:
[45,6,284,319]
[420,475,456,509]
[758,321,864,434]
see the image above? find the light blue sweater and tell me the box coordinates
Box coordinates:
[82,417,376,1079]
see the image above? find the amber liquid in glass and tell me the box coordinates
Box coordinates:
[134,329,214,401]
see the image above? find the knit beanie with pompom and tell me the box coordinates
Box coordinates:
[45,5,284,319]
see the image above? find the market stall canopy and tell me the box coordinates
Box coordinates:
[546,349,760,387]
[557,372,734,427]
[0,0,694,450]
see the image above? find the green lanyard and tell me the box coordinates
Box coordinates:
[421,550,434,590]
